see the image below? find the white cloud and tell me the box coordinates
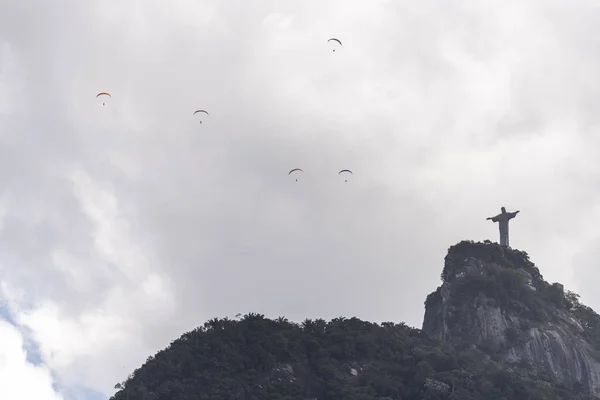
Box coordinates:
[0,319,63,400]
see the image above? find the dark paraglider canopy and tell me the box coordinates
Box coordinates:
[327,38,342,52]
[338,169,353,182]
[288,168,303,182]
[193,109,209,124]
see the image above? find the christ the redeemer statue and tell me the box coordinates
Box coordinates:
[486,207,520,247]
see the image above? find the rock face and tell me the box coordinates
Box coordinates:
[423,240,600,398]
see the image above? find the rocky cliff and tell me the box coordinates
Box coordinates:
[423,240,600,398]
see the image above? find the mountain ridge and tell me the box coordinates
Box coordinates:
[109,240,600,400]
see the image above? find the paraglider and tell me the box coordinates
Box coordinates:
[193,109,209,124]
[338,169,352,182]
[288,168,303,182]
[96,92,111,106]
[327,38,342,52]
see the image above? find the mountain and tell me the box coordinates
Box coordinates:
[423,240,600,397]
[110,241,600,400]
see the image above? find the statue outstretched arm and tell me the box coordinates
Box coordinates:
[507,210,520,219]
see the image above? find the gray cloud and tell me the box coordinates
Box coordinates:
[2,0,600,398]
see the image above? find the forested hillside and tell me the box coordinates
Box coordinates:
[110,313,587,400]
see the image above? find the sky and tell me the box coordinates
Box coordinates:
[1,0,600,398]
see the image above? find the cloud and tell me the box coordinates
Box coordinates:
[0,318,63,400]
[2,0,600,398]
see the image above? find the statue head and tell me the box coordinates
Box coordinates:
[501,207,506,213]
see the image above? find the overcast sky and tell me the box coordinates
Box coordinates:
[1,0,600,398]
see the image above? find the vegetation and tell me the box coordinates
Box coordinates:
[110,314,587,400]
[435,241,578,325]
[565,291,600,352]
[441,240,542,282]
[109,241,600,400]
[449,268,561,323]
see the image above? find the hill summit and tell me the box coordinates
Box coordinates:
[110,241,600,400]
[423,240,600,397]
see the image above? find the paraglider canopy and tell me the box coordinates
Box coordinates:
[96,92,111,106]
[338,169,353,182]
[193,109,209,124]
[288,168,303,182]
[327,38,342,52]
